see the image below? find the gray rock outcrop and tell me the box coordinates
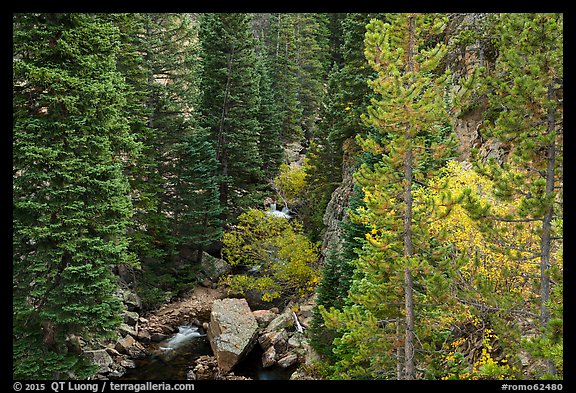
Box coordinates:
[321,151,354,257]
[207,298,258,372]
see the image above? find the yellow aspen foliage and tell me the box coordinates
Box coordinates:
[420,160,540,301]
[414,160,562,380]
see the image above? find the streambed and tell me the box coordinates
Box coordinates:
[116,325,295,380]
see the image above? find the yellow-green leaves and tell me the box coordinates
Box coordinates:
[221,209,320,302]
[273,163,308,206]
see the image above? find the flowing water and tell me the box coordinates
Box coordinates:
[119,325,211,380]
[160,325,207,350]
[117,324,295,380]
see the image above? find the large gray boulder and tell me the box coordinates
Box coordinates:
[207,298,258,372]
[199,252,232,282]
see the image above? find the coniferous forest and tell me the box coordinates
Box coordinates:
[13,13,563,382]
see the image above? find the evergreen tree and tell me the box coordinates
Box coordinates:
[141,13,206,263]
[199,13,264,219]
[267,13,304,143]
[304,13,383,240]
[320,13,458,379]
[327,13,347,68]
[309,12,385,358]
[467,13,563,378]
[255,53,284,178]
[104,13,168,267]
[179,129,223,264]
[293,13,330,142]
[13,13,137,378]
[126,13,223,305]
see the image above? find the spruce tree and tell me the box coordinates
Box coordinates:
[179,129,223,264]
[304,13,383,240]
[267,13,304,143]
[141,13,206,263]
[293,13,330,142]
[309,12,385,357]
[255,53,284,179]
[104,13,168,267]
[13,13,136,379]
[199,13,264,219]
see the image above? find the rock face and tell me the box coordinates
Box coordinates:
[207,298,258,372]
[321,145,355,257]
[83,349,114,374]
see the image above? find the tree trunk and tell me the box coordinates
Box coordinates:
[217,49,234,220]
[403,14,416,381]
[396,317,404,380]
[540,83,557,376]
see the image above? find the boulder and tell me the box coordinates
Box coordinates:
[119,358,136,369]
[83,349,114,374]
[277,353,298,368]
[288,334,305,349]
[208,298,258,372]
[199,252,231,282]
[118,323,137,338]
[298,304,315,319]
[258,330,289,353]
[188,355,253,381]
[262,346,277,368]
[115,335,146,359]
[252,309,277,327]
[115,335,136,354]
[123,310,140,326]
[122,289,142,312]
[289,369,316,380]
[150,333,169,342]
[136,329,151,344]
[265,307,294,333]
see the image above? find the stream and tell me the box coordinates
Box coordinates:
[117,325,296,380]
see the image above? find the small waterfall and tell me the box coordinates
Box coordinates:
[159,325,206,351]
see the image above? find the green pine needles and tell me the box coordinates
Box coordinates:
[13,14,135,379]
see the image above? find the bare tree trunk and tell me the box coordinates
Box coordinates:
[403,14,416,381]
[396,317,404,380]
[540,83,557,376]
[217,49,234,218]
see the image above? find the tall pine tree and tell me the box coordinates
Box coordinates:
[304,13,384,240]
[320,13,458,379]
[310,12,385,358]
[255,52,284,179]
[103,13,169,275]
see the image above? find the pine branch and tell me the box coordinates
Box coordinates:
[454,295,538,318]
[486,215,542,223]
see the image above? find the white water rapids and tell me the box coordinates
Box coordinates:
[159,325,206,351]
